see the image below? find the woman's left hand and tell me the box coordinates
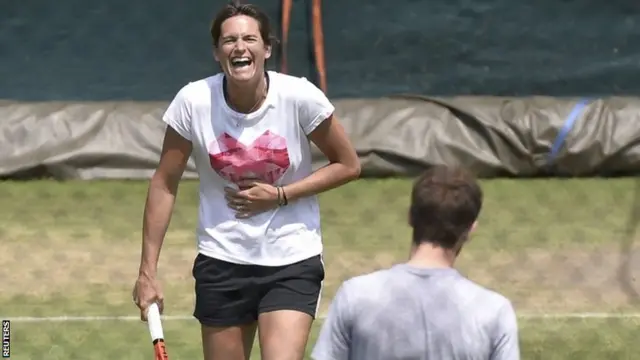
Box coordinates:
[224,180,281,218]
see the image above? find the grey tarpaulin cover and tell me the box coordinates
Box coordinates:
[2,96,640,180]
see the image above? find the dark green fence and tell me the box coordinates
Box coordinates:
[2,0,639,100]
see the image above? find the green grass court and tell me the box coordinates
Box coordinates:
[1,178,639,359]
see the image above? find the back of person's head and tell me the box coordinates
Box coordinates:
[409,165,483,250]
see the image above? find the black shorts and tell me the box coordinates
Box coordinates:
[192,253,325,327]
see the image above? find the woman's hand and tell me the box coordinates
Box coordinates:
[225,180,281,218]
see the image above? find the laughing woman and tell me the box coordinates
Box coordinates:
[132,1,361,359]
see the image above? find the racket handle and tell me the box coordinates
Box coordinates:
[147,303,164,342]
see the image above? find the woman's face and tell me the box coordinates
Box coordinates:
[215,15,271,84]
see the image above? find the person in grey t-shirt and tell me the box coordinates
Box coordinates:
[312,165,520,360]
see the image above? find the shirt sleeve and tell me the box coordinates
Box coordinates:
[162,83,193,141]
[311,283,353,360]
[296,77,335,136]
[490,300,520,360]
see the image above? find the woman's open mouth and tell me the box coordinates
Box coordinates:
[231,57,253,70]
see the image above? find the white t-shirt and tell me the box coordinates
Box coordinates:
[162,71,335,266]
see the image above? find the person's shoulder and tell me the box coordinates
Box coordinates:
[458,276,514,315]
[338,267,397,296]
[268,71,324,99]
[173,73,223,100]
[464,281,518,335]
[268,71,310,86]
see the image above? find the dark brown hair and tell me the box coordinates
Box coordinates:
[210,1,278,48]
[409,165,483,249]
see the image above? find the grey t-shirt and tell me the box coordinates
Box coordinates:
[311,264,519,360]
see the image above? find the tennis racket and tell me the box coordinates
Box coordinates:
[147,302,169,360]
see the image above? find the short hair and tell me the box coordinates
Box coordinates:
[210,1,279,48]
[409,165,483,249]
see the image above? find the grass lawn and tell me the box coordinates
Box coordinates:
[1,177,639,359]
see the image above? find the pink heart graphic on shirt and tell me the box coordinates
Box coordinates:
[208,131,291,185]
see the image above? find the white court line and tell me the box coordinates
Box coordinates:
[3,315,193,322]
[517,312,640,319]
[4,312,640,323]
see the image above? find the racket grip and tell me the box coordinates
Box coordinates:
[147,303,164,342]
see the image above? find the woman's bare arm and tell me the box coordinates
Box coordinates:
[282,115,360,201]
[139,126,193,278]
